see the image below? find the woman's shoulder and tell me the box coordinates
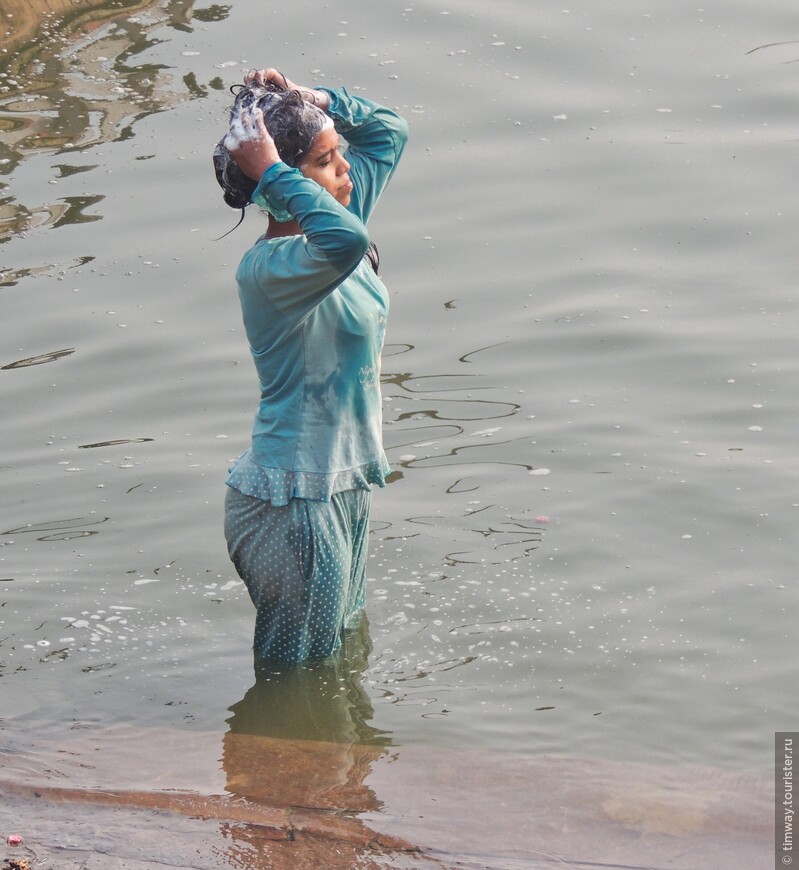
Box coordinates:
[237,233,302,276]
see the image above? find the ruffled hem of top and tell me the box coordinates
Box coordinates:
[225,449,391,506]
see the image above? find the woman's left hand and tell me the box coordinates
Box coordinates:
[244,68,330,110]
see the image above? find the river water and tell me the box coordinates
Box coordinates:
[0,0,796,850]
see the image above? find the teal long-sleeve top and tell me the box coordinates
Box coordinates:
[226,88,409,506]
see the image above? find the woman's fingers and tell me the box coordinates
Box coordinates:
[244,68,267,86]
[250,106,267,135]
[244,68,291,89]
[243,68,312,97]
[238,106,267,139]
[240,68,325,108]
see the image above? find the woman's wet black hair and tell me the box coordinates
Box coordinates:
[212,79,329,229]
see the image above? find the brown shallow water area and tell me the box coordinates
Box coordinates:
[0,727,770,869]
[0,0,205,241]
[0,0,125,53]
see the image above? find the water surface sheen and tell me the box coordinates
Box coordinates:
[1,0,796,787]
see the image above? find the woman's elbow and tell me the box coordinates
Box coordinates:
[346,222,371,263]
[394,115,410,146]
[327,222,370,272]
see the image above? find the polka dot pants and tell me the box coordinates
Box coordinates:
[224,486,371,664]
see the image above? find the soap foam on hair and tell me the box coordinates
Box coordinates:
[223,106,264,152]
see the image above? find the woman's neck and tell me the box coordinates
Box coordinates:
[266,216,302,238]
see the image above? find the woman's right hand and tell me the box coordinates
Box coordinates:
[226,104,282,181]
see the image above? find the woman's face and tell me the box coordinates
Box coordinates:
[299,126,352,207]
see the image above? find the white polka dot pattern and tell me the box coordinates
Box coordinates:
[224,485,371,663]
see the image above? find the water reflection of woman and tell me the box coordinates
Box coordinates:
[213,69,408,664]
[223,616,391,814]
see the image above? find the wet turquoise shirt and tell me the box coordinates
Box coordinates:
[226,88,408,506]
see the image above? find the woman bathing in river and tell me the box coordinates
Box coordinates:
[213,68,408,663]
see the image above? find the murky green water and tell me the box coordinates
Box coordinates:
[1,0,796,801]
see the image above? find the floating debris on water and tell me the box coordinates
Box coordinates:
[1,348,75,369]
[78,438,154,449]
